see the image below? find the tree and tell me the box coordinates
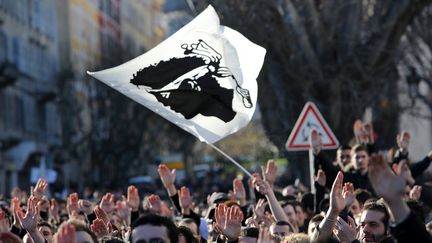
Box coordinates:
[191,0,432,183]
[194,0,432,144]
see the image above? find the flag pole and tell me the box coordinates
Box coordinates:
[207,143,253,178]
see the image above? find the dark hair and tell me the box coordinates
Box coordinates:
[354,189,373,207]
[179,218,199,234]
[309,214,324,224]
[274,220,294,233]
[352,144,369,155]
[177,226,198,243]
[131,214,179,243]
[37,222,54,231]
[363,199,390,231]
[240,227,259,238]
[300,193,314,213]
[338,145,352,151]
[281,200,299,210]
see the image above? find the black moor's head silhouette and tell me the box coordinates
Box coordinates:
[130,40,252,123]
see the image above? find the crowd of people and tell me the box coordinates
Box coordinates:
[0,120,432,242]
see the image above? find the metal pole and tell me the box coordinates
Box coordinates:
[308,148,316,194]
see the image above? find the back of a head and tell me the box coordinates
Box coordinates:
[355,189,373,207]
[131,214,179,243]
[0,232,23,243]
[177,226,199,243]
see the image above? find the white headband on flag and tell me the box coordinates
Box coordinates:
[87,5,266,143]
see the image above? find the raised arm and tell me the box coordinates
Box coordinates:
[253,177,288,224]
[16,196,45,243]
[368,154,431,242]
[312,172,354,242]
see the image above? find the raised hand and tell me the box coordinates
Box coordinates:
[78,199,93,215]
[253,177,271,196]
[48,199,59,223]
[0,210,9,233]
[409,185,422,201]
[31,178,48,200]
[117,197,131,222]
[158,164,177,196]
[343,182,355,207]
[252,198,266,220]
[397,131,410,154]
[368,154,409,224]
[158,164,176,187]
[262,160,278,186]
[396,160,415,186]
[11,197,22,227]
[100,193,115,214]
[314,169,327,187]
[329,172,353,215]
[90,218,110,240]
[369,155,406,202]
[353,120,367,144]
[233,178,246,206]
[334,216,357,243]
[37,196,50,212]
[55,223,77,243]
[257,225,274,243]
[16,197,38,232]
[309,129,322,154]
[67,193,80,216]
[179,186,192,212]
[147,195,162,215]
[214,204,243,241]
[126,186,140,212]
[94,206,111,227]
[363,122,374,144]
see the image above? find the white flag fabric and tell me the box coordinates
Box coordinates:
[87,5,266,143]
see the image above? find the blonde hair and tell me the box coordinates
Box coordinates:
[281,233,310,243]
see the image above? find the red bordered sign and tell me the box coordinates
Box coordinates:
[286,102,339,151]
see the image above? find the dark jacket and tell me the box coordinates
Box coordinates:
[390,212,431,243]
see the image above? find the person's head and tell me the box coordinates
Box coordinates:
[38,222,54,243]
[307,214,324,237]
[67,220,98,243]
[177,226,198,243]
[131,214,179,243]
[270,221,293,239]
[293,202,306,227]
[349,198,361,217]
[351,144,370,174]
[337,145,352,167]
[354,189,373,209]
[0,232,23,243]
[178,218,199,240]
[300,193,314,219]
[281,201,298,228]
[359,199,390,243]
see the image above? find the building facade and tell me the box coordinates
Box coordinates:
[0,0,61,195]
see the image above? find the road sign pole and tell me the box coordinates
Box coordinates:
[308,148,316,194]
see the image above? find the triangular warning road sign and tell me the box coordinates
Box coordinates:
[286,102,339,151]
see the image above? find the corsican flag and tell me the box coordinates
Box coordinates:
[87,5,266,143]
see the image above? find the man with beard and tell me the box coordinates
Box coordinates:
[358,199,393,243]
